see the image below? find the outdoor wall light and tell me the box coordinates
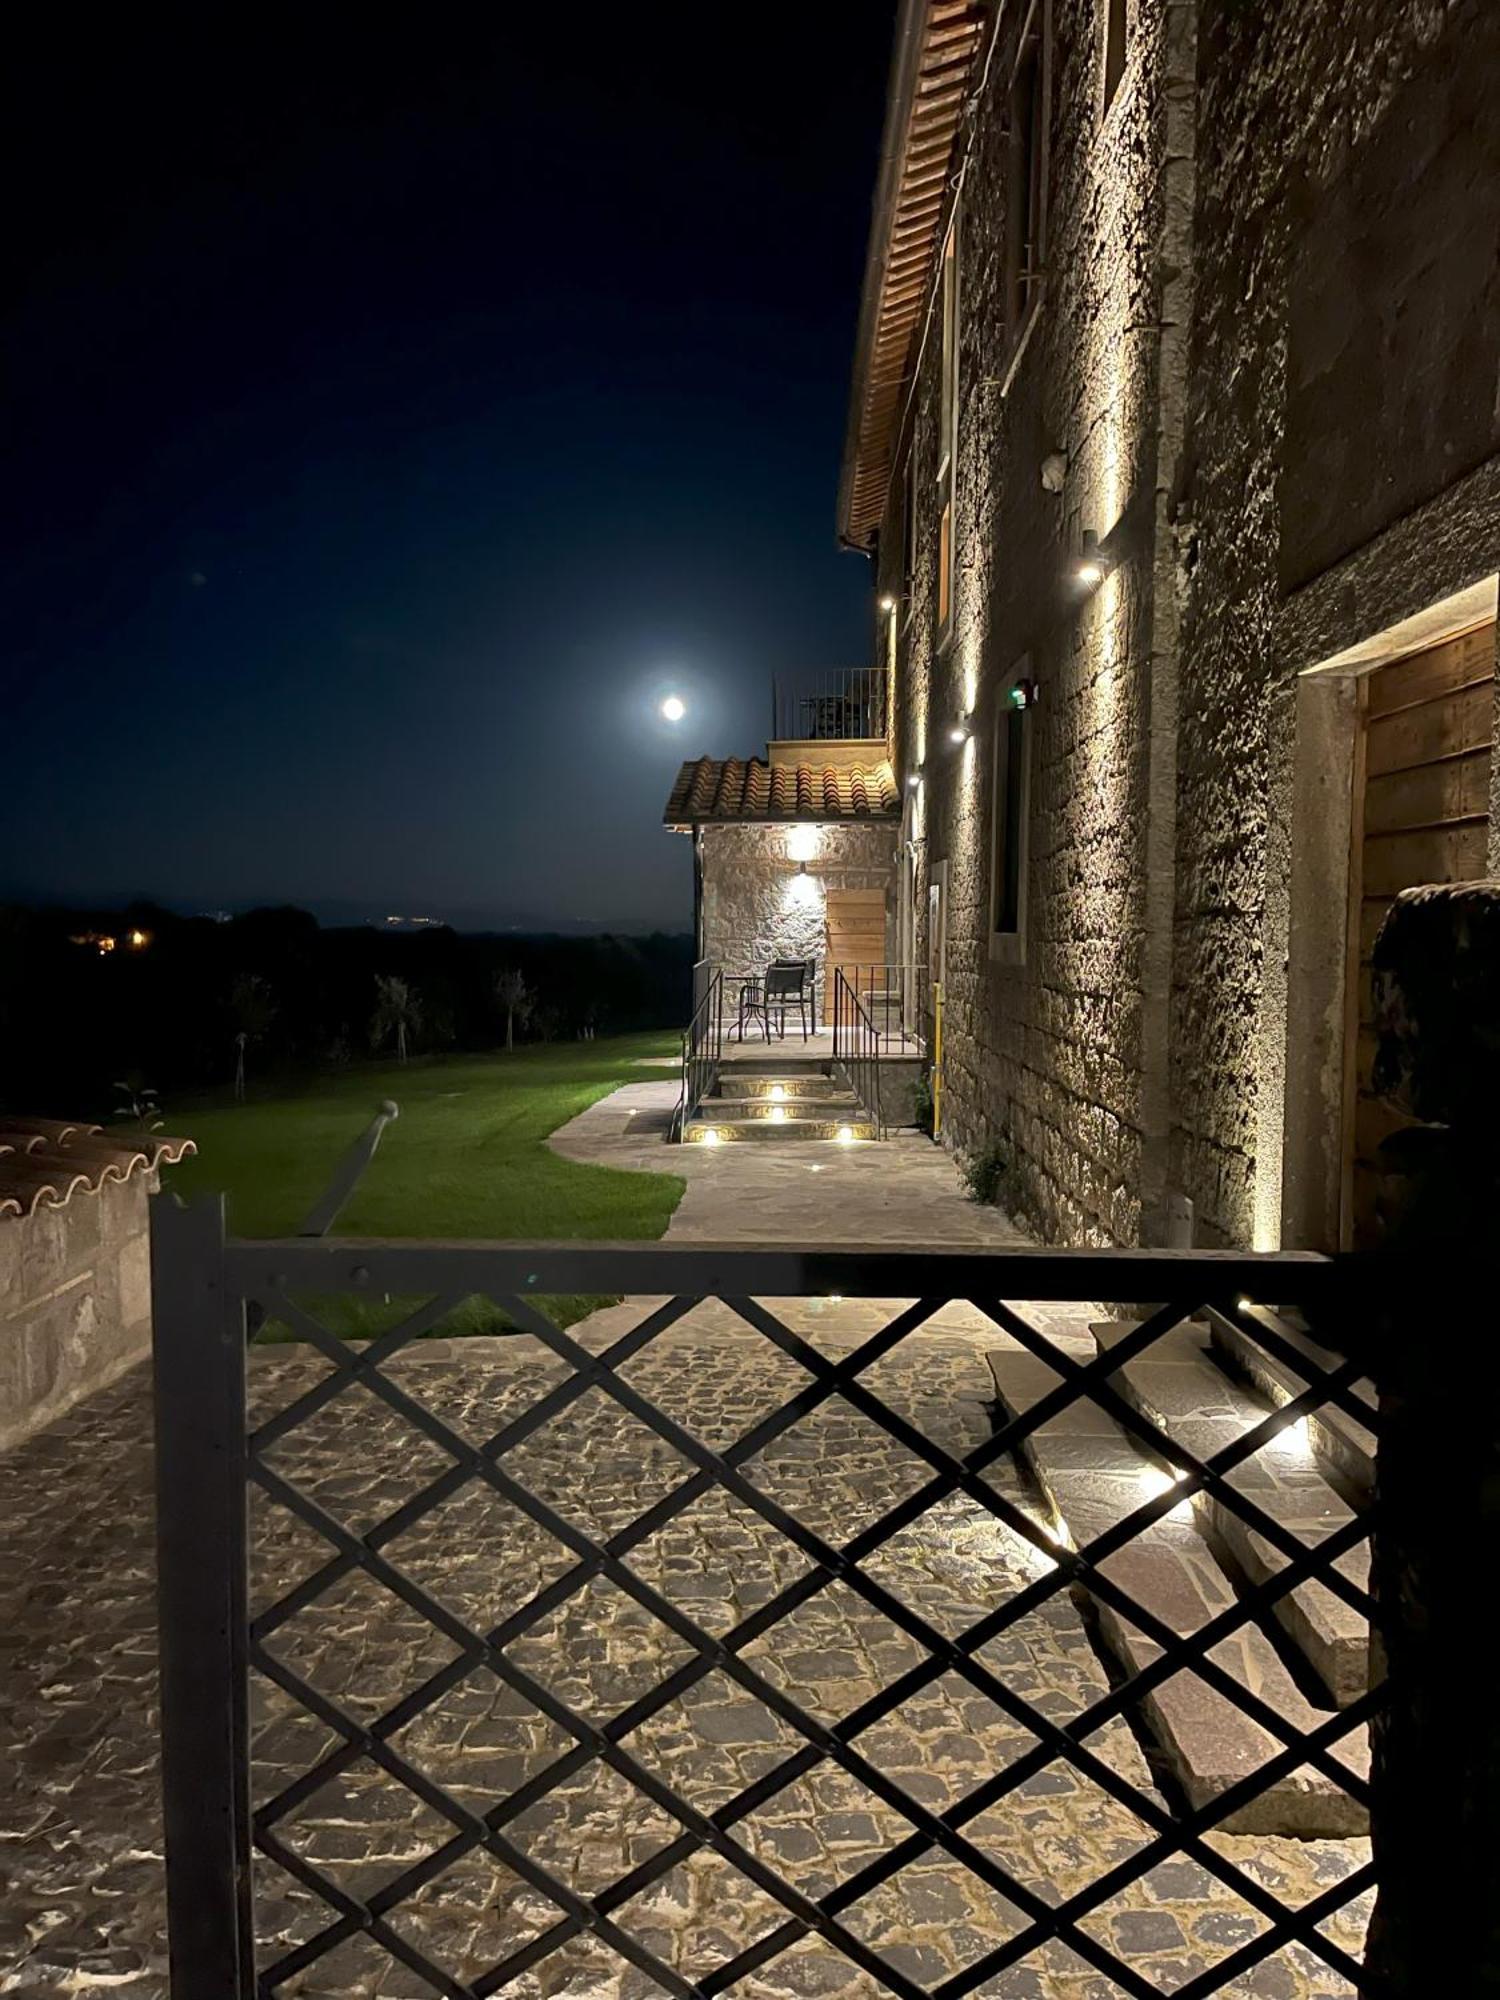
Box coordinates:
[836,1125,856,1145]
[907,770,922,788]
[878,592,899,614]
[786,822,820,863]
[949,721,970,745]
[1071,529,1112,591]
[1006,679,1038,711]
[697,1128,721,1146]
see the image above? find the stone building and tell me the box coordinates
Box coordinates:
[840,0,1499,1249]
[663,742,901,1027]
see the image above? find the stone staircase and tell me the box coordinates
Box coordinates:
[987,1314,1374,1837]
[683,1063,878,1144]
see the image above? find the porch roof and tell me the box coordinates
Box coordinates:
[663,755,900,828]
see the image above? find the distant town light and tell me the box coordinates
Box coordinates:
[127,929,149,948]
[661,695,686,722]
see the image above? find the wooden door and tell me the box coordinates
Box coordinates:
[824,887,887,1023]
[1345,621,1495,1243]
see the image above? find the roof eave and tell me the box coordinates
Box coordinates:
[837,0,930,554]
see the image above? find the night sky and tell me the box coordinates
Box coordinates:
[2,7,892,932]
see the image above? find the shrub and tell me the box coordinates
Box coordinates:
[963,1141,1011,1207]
[911,1066,935,1136]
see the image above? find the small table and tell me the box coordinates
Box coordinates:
[731,977,770,1042]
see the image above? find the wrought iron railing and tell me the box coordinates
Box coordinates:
[148,1207,1427,1998]
[825,960,928,1053]
[772,667,888,743]
[831,965,883,1136]
[677,963,723,1135]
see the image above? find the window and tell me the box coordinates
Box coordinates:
[935,211,959,645]
[990,683,1031,960]
[1004,7,1048,339]
[1102,0,1128,114]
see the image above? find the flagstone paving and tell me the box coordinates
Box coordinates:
[2,1290,1372,2000]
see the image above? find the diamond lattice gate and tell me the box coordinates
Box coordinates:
[151,1201,1387,2000]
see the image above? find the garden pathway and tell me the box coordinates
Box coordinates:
[547,1081,1025,1247]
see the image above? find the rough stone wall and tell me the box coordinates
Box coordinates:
[871,0,1496,1249]
[0,1178,155,1453]
[877,0,1186,1244]
[699,822,897,989]
[1170,0,1499,1246]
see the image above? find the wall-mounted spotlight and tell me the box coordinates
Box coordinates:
[1071,529,1111,591]
[907,768,922,788]
[949,721,970,745]
[878,592,898,614]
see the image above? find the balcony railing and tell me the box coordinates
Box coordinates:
[772,667,888,744]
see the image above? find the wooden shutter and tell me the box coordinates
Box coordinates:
[1347,621,1495,1242]
[824,888,887,1023]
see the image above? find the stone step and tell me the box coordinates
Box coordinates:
[683,1114,876,1145]
[701,1092,861,1121]
[1092,1321,1371,1708]
[712,1072,846,1099]
[1205,1305,1376,1500]
[986,1346,1369,1837]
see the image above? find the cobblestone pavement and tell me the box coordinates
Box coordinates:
[2,1295,1371,2000]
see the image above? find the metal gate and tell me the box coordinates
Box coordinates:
[152,1198,1389,1999]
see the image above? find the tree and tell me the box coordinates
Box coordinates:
[494,967,533,1051]
[228,972,277,1102]
[370,974,421,1064]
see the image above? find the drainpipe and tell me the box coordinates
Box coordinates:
[693,827,704,962]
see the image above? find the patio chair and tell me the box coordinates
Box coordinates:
[764,959,814,1041]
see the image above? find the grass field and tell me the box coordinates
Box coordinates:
[163,1035,685,1334]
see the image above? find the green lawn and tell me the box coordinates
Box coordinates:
[163,1035,685,1335]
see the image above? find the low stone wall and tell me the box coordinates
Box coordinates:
[0,1175,156,1454]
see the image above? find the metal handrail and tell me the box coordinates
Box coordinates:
[832,965,883,1137]
[677,967,723,1138]
[823,960,929,1053]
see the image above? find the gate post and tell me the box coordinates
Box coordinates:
[151,1193,253,1997]
[1361,883,1500,1994]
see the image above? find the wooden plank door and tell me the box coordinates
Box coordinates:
[1345,621,1495,1244]
[824,887,887,1023]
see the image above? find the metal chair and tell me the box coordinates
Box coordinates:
[764,959,814,1040]
[729,975,770,1042]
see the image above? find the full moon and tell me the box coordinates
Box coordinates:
[660,695,686,722]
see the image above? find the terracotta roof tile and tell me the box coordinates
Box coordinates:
[0,1119,196,1220]
[664,756,900,826]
